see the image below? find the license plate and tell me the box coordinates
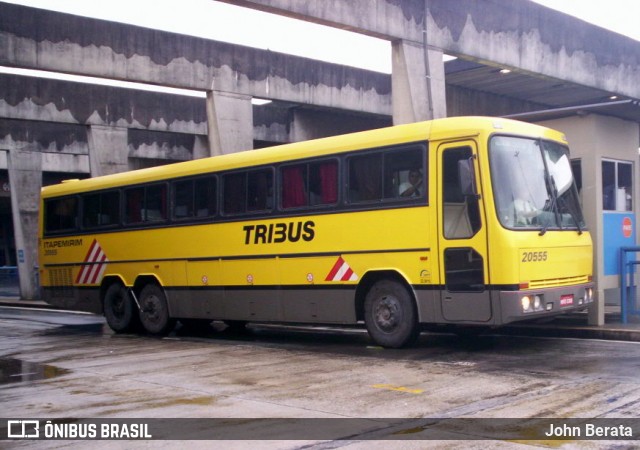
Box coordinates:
[560,294,574,307]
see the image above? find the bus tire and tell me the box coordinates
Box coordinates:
[138,283,176,335]
[103,283,137,333]
[364,279,419,348]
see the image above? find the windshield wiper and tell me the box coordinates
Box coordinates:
[538,201,555,236]
[539,174,560,236]
[558,196,583,235]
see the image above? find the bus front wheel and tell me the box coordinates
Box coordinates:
[364,279,419,348]
[138,284,176,335]
[103,282,138,333]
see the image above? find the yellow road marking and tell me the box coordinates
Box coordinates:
[371,384,424,394]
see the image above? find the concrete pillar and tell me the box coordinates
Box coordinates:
[192,135,210,160]
[87,125,129,177]
[206,90,253,155]
[392,39,446,124]
[7,150,42,300]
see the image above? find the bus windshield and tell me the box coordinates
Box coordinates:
[490,135,585,232]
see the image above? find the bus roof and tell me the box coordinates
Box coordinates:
[41,116,565,198]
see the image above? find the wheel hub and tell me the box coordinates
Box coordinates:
[375,295,400,332]
[142,296,160,322]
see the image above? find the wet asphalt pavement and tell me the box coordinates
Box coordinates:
[2,306,640,449]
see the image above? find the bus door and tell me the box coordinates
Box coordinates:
[437,141,492,322]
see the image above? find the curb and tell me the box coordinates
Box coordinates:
[501,323,640,342]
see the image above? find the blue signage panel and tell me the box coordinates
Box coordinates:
[603,213,636,275]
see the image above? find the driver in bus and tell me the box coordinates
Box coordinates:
[510,182,539,226]
[399,169,423,197]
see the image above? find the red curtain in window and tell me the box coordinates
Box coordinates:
[126,189,143,223]
[282,166,306,208]
[320,162,337,204]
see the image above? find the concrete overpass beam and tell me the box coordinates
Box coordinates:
[87,125,129,176]
[392,40,446,124]
[7,150,42,300]
[206,91,253,155]
[290,108,391,141]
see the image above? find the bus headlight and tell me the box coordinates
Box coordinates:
[533,295,542,311]
[522,295,544,313]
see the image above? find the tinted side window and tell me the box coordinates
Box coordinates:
[195,177,217,217]
[348,153,383,203]
[247,169,273,212]
[173,179,194,219]
[348,146,425,204]
[224,169,273,215]
[223,173,246,214]
[385,148,425,199]
[124,184,167,225]
[173,176,217,220]
[83,191,120,228]
[146,185,167,222]
[45,197,79,234]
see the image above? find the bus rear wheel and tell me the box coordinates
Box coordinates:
[138,284,176,335]
[364,279,419,348]
[103,282,138,333]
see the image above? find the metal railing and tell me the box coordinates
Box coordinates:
[0,266,19,297]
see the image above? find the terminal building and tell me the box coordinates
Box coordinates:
[1,0,639,326]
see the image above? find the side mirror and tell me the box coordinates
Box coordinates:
[458,157,478,197]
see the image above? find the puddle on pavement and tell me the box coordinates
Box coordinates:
[0,357,69,385]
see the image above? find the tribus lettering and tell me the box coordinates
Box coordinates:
[243,221,315,244]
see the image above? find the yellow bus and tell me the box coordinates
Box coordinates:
[39,117,594,348]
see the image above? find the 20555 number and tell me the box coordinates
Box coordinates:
[522,251,548,262]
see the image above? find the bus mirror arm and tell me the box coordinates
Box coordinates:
[458,157,479,199]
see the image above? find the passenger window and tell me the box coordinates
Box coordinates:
[173,180,194,219]
[125,187,144,224]
[124,184,167,224]
[145,185,167,222]
[310,161,338,205]
[45,197,79,234]
[348,147,425,204]
[173,176,217,220]
[83,191,120,228]
[348,153,382,203]
[247,169,273,212]
[280,160,338,209]
[194,177,217,217]
[223,169,273,215]
[222,172,247,214]
[385,148,425,199]
[281,164,308,208]
[223,173,246,214]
